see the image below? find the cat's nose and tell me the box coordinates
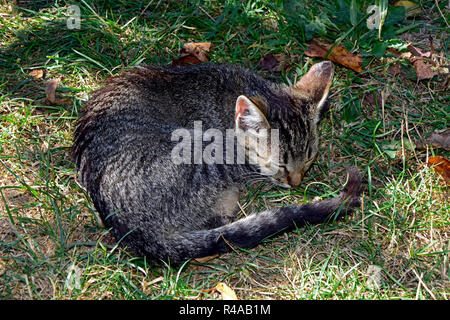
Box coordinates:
[288,171,303,187]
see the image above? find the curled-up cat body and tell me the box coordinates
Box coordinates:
[73,61,361,265]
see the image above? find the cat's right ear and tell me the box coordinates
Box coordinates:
[235,95,270,132]
[292,61,334,124]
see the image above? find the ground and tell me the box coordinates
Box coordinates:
[0,0,448,299]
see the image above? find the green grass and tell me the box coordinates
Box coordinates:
[0,0,449,299]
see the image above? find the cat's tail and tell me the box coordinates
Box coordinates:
[147,167,362,265]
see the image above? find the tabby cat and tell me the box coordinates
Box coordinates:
[72,61,361,265]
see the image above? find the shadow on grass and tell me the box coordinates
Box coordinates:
[2,0,294,103]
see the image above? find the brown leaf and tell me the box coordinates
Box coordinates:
[390,45,440,81]
[172,42,211,66]
[258,54,279,71]
[407,44,436,81]
[412,59,438,81]
[257,54,290,75]
[305,40,362,73]
[29,69,45,80]
[172,55,203,66]
[427,156,450,184]
[416,129,450,151]
[407,44,431,59]
[388,47,412,59]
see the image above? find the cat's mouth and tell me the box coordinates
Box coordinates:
[269,169,304,189]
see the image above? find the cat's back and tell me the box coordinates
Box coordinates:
[78,63,269,122]
[75,64,261,147]
[73,63,274,159]
[72,63,270,188]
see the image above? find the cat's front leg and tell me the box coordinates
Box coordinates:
[215,186,240,225]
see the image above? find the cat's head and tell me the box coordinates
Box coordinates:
[235,61,334,188]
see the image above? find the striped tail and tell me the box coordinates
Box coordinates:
[153,167,361,265]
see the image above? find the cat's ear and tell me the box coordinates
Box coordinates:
[235,95,270,132]
[292,61,334,123]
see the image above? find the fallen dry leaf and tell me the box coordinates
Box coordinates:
[407,44,438,80]
[172,42,211,66]
[29,69,45,80]
[214,282,238,300]
[416,129,450,151]
[427,156,450,184]
[412,59,438,81]
[45,79,71,105]
[258,54,279,71]
[257,53,289,73]
[305,40,362,73]
[407,44,431,59]
[389,43,443,81]
[388,47,412,60]
[203,282,238,300]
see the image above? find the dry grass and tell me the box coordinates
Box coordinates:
[0,0,448,299]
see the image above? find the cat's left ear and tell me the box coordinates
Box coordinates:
[291,61,334,124]
[235,95,270,132]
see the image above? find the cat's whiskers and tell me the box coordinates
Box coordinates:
[242,175,270,187]
[241,172,267,180]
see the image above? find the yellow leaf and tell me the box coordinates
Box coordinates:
[394,1,422,17]
[215,282,238,300]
